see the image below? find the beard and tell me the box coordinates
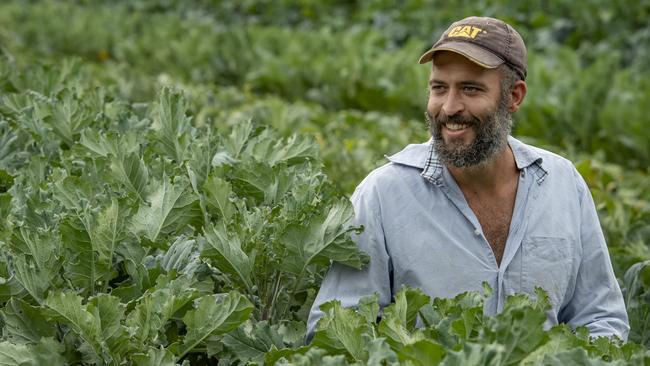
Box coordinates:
[426,95,513,168]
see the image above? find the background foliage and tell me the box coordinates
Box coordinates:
[0,0,649,364]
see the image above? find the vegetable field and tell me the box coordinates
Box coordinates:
[0,1,649,365]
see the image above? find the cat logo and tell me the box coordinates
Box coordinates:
[447,25,486,39]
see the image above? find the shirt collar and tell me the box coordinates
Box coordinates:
[385,136,548,185]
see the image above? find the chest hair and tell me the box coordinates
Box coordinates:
[463,185,518,266]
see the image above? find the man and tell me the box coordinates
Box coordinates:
[307,16,629,341]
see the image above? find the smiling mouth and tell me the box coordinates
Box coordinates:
[444,123,470,131]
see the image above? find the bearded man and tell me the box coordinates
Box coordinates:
[307,16,629,341]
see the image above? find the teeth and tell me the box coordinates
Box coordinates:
[446,123,468,131]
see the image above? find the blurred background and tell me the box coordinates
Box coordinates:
[1,0,649,347]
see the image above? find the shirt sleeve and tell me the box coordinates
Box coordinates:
[305,178,393,342]
[558,170,630,340]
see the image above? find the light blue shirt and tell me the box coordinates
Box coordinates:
[308,136,629,341]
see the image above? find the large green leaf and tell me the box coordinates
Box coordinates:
[482,289,550,365]
[60,218,114,296]
[43,291,105,364]
[8,227,60,272]
[377,288,429,348]
[280,199,368,275]
[87,294,131,361]
[244,130,318,166]
[201,223,253,291]
[151,88,192,163]
[202,174,234,221]
[440,342,505,366]
[0,338,66,366]
[311,300,370,362]
[132,347,177,366]
[1,297,56,344]
[110,152,149,203]
[220,321,285,364]
[126,275,200,348]
[160,236,201,276]
[397,339,445,366]
[177,292,253,359]
[12,255,58,302]
[130,176,201,243]
[222,118,253,159]
[231,161,292,204]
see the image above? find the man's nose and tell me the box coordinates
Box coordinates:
[441,91,464,116]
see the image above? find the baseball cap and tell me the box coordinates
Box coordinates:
[418,16,527,80]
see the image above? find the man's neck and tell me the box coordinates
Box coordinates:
[447,145,519,194]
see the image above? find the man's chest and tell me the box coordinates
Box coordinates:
[464,190,517,265]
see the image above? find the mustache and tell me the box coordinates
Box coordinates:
[426,111,480,127]
[435,113,479,126]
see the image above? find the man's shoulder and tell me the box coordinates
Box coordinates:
[353,142,431,198]
[510,137,578,175]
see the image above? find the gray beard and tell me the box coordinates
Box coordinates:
[426,97,513,168]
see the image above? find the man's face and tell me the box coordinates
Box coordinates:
[426,51,513,167]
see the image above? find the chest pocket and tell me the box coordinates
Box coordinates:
[522,236,573,306]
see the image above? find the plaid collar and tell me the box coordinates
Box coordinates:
[386,136,548,186]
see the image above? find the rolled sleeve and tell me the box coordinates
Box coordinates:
[559,172,630,340]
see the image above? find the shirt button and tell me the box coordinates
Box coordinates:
[474,229,481,236]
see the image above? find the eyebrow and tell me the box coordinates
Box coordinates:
[429,79,490,89]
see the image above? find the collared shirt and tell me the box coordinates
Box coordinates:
[307,136,629,341]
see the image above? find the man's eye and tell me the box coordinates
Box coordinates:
[463,86,480,93]
[430,85,446,92]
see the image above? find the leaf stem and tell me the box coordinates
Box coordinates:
[267,271,283,323]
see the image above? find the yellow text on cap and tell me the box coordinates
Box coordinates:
[447,26,485,39]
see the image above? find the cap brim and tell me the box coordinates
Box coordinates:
[418,41,504,68]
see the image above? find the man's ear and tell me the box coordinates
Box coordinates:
[508,80,527,113]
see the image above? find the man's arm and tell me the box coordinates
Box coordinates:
[306,181,393,341]
[558,170,630,340]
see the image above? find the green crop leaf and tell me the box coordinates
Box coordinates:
[357,293,380,325]
[312,300,370,362]
[43,291,105,364]
[126,275,200,348]
[45,90,90,147]
[178,292,254,359]
[280,199,368,275]
[537,348,614,366]
[12,255,58,302]
[132,347,177,366]
[223,119,254,159]
[1,297,56,344]
[397,339,445,366]
[151,88,193,163]
[365,336,400,365]
[8,228,60,273]
[231,161,292,204]
[60,218,114,296]
[481,290,550,365]
[378,288,429,348]
[160,236,201,276]
[130,175,201,243]
[203,174,234,221]
[440,342,505,366]
[220,321,285,364]
[110,152,149,203]
[87,294,131,360]
[0,338,66,366]
[274,347,350,366]
[244,131,318,166]
[201,222,253,291]
[91,198,128,267]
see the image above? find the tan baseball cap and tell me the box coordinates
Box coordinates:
[418,16,527,80]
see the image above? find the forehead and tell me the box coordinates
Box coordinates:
[430,51,501,84]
